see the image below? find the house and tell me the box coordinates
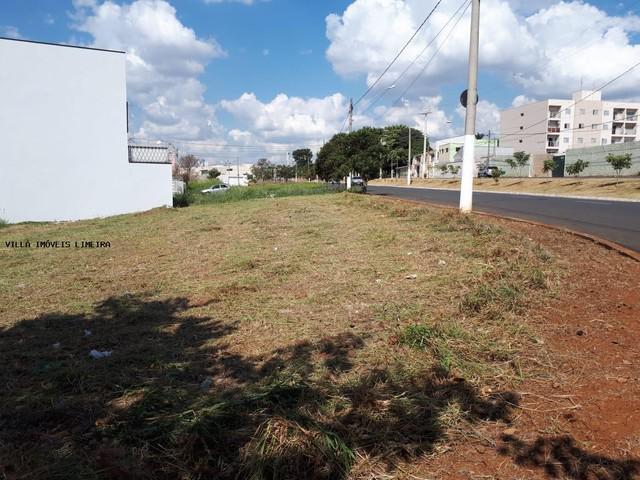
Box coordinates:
[206,163,254,186]
[0,37,172,223]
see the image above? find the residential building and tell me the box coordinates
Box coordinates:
[206,163,254,186]
[434,135,501,165]
[500,90,640,156]
[0,37,172,223]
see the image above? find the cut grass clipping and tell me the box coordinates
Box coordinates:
[0,193,556,479]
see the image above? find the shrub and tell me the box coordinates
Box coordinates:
[606,153,632,184]
[491,168,506,183]
[172,192,193,208]
[566,159,589,177]
[0,218,8,229]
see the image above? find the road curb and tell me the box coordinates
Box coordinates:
[370,183,640,203]
[370,194,640,263]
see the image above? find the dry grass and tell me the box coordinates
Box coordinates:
[0,194,558,479]
[371,177,640,200]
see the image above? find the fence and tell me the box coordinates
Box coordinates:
[172,180,185,194]
[564,141,640,176]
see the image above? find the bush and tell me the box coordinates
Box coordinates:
[173,192,193,208]
[0,218,8,229]
[491,168,506,183]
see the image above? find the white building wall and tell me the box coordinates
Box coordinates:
[0,38,172,223]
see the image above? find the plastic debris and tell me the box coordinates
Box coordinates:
[438,260,447,266]
[84,329,92,337]
[89,350,112,359]
[52,342,61,349]
[405,274,417,280]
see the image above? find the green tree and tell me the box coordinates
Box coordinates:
[292,148,314,180]
[440,165,449,175]
[251,158,273,183]
[542,158,556,175]
[207,168,221,180]
[491,168,506,183]
[566,159,589,177]
[447,165,460,176]
[606,153,632,184]
[505,151,530,177]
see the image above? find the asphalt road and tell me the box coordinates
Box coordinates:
[368,185,640,252]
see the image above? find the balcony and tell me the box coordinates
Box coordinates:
[625,129,637,136]
[548,127,560,133]
[547,142,559,148]
[613,129,625,135]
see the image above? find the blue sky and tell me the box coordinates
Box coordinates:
[2,0,640,161]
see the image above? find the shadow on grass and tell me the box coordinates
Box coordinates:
[2,294,523,479]
[499,434,640,480]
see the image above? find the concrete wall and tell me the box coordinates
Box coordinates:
[564,141,640,176]
[0,38,172,223]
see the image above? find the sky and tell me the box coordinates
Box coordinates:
[2,0,640,163]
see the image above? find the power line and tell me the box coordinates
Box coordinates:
[501,58,640,138]
[359,0,470,117]
[352,0,443,109]
[388,0,470,108]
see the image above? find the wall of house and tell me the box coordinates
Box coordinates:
[0,38,172,223]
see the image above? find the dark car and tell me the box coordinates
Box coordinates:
[478,166,500,178]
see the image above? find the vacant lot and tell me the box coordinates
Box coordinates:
[371,177,640,200]
[1,193,638,479]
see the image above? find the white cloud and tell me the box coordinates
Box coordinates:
[2,26,22,38]
[44,14,55,25]
[72,0,226,140]
[455,100,501,134]
[373,96,458,138]
[511,95,536,108]
[220,92,352,143]
[325,0,640,101]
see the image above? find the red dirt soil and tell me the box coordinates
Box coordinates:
[410,222,640,480]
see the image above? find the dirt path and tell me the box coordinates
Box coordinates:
[413,221,640,479]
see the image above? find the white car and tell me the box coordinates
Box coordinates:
[201,184,229,194]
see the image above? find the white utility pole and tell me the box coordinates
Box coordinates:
[459,0,480,213]
[407,127,412,186]
[348,98,354,133]
[421,111,431,179]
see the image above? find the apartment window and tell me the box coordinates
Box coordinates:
[591,138,597,144]
[519,139,523,143]
[520,113,524,117]
[604,110,610,116]
[579,108,585,115]
[577,137,584,144]
[564,123,569,129]
[592,124,598,130]
[603,123,609,130]
[563,137,569,143]
[578,123,584,129]
[593,109,599,115]
[566,108,571,115]
[455,147,461,152]
[602,139,607,145]
[520,126,523,130]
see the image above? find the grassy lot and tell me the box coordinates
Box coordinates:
[0,194,557,479]
[176,181,335,207]
[371,177,640,200]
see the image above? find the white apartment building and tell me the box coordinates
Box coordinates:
[500,90,640,156]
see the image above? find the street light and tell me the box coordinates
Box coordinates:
[421,111,431,179]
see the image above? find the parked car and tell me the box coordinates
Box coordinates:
[201,183,229,194]
[478,166,500,178]
[351,176,365,186]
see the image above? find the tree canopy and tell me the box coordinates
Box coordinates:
[316,125,427,181]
